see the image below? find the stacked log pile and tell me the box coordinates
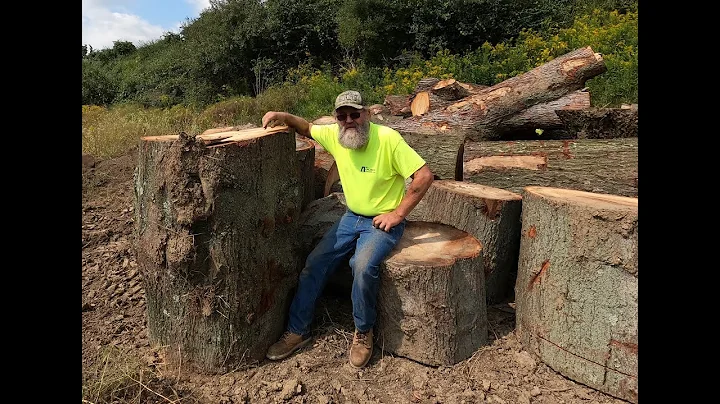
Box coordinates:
[133,46,638,398]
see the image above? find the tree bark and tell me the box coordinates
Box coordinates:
[407,181,523,304]
[133,127,303,374]
[556,107,638,139]
[389,46,606,142]
[295,135,315,211]
[394,126,467,180]
[515,186,637,403]
[495,90,590,135]
[462,138,638,197]
[377,221,487,366]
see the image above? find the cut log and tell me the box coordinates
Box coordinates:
[133,127,303,374]
[515,186,637,403]
[493,90,591,137]
[431,78,472,100]
[463,138,638,197]
[377,221,487,366]
[201,123,257,136]
[394,126,466,180]
[411,78,487,112]
[556,107,638,139]
[407,181,523,304]
[387,86,589,139]
[410,91,430,116]
[384,95,412,117]
[389,46,606,142]
[295,135,315,211]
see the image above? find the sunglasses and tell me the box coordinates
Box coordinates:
[336,112,361,121]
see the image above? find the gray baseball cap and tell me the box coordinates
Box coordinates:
[335,90,365,110]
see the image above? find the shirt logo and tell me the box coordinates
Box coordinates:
[360,166,375,173]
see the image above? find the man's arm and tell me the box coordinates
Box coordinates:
[372,164,434,232]
[262,111,312,138]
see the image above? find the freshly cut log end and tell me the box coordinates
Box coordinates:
[411,91,430,116]
[408,180,522,304]
[201,123,257,136]
[134,126,303,374]
[516,186,637,403]
[377,221,487,366]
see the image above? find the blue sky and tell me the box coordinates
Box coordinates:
[82,0,211,51]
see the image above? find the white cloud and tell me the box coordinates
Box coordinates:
[82,0,166,51]
[186,0,211,14]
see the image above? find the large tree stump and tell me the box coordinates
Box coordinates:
[407,181,522,304]
[515,186,637,403]
[133,127,304,374]
[463,138,638,197]
[377,221,487,366]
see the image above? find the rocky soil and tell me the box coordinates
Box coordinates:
[81,148,629,404]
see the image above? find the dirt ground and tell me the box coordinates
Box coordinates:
[81,148,630,404]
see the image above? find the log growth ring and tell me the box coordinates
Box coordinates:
[386,221,482,267]
[435,180,523,201]
[524,186,637,210]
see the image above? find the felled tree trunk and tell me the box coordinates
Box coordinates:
[407,181,523,304]
[133,127,303,374]
[515,186,638,403]
[463,138,638,197]
[396,126,467,180]
[410,78,487,112]
[556,107,638,139]
[494,90,590,137]
[389,46,606,142]
[377,221,487,366]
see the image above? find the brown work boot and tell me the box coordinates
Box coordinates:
[349,329,374,368]
[266,331,312,360]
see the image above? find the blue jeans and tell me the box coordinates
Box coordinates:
[287,210,407,336]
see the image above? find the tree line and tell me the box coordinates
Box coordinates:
[82,0,638,108]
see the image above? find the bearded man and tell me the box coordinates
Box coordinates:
[261,90,434,368]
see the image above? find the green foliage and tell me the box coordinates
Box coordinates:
[82,60,119,105]
[379,7,638,106]
[82,3,638,158]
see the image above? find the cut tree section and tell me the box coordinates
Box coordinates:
[410,91,430,116]
[407,180,522,304]
[377,221,487,366]
[389,46,606,142]
[515,186,637,403]
[463,138,638,197]
[133,127,303,374]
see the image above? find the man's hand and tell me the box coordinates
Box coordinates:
[261,111,312,137]
[262,111,285,129]
[372,211,404,232]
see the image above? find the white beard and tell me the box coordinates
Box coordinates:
[338,120,370,149]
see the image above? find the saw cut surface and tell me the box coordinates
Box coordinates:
[387,221,481,266]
